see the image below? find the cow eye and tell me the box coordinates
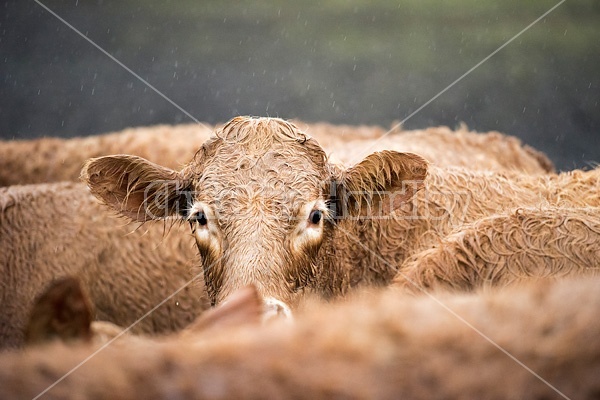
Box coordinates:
[191,211,208,226]
[308,209,322,225]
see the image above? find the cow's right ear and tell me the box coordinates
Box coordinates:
[81,155,192,222]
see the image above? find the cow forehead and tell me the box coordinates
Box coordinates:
[194,149,326,213]
[187,117,330,214]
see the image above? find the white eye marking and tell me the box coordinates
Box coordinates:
[262,297,293,323]
[291,200,327,252]
[301,200,327,228]
[189,202,221,253]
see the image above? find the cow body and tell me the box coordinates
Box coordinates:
[394,206,600,291]
[0,276,598,399]
[0,121,553,186]
[0,182,209,349]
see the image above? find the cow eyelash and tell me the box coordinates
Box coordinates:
[324,199,337,222]
[307,204,334,226]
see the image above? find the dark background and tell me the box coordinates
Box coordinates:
[1,0,598,171]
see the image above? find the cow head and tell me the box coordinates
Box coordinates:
[82,117,427,316]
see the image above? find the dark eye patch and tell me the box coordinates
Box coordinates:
[309,209,322,225]
[191,211,208,226]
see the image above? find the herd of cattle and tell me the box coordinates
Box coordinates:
[0,116,599,399]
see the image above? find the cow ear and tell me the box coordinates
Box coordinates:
[180,286,262,336]
[81,155,192,222]
[25,277,93,345]
[335,151,428,218]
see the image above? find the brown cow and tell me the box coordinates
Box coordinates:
[1,276,599,399]
[0,121,552,186]
[0,182,209,349]
[0,124,213,186]
[393,206,600,292]
[24,277,261,347]
[81,117,599,314]
[301,121,554,173]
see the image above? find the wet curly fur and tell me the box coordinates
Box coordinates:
[393,207,600,291]
[0,182,209,349]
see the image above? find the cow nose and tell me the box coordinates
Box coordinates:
[262,297,293,322]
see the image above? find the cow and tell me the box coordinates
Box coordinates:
[81,116,600,315]
[0,182,209,349]
[24,276,261,347]
[0,276,598,399]
[394,206,600,291]
[0,121,552,186]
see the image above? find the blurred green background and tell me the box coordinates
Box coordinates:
[1,0,599,170]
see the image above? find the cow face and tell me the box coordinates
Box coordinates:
[82,117,427,315]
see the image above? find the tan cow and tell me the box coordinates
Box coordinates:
[0,182,209,349]
[301,121,554,173]
[0,276,598,399]
[0,121,553,186]
[81,116,600,314]
[24,276,261,347]
[0,124,214,186]
[394,207,600,292]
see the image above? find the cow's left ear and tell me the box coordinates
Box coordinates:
[333,151,428,218]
